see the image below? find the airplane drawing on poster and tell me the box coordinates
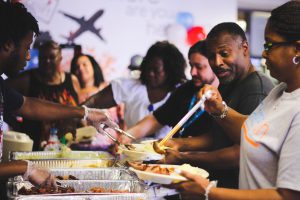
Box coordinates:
[60,9,105,43]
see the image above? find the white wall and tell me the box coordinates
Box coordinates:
[22,0,237,80]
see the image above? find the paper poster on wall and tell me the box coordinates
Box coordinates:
[20,0,237,81]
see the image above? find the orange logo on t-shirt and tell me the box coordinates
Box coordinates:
[243,122,269,148]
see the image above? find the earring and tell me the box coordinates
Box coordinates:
[293,55,300,65]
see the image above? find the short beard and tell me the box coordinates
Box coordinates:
[219,76,235,85]
[193,76,216,89]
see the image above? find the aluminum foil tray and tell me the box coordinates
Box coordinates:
[10,151,114,161]
[50,168,134,180]
[10,168,135,183]
[28,159,113,169]
[10,180,146,197]
[11,193,148,200]
[61,180,144,193]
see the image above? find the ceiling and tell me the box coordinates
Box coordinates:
[237,0,290,11]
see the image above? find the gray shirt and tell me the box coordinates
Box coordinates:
[240,83,300,192]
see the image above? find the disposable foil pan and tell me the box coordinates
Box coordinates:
[11,180,145,197]
[26,159,113,169]
[10,151,114,161]
[11,193,148,200]
[51,168,134,180]
[10,168,135,183]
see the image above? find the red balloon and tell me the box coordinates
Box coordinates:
[187,26,206,46]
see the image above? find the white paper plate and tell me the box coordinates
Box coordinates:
[140,139,158,144]
[119,143,164,161]
[129,164,209,184]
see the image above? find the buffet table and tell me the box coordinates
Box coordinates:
[7,150,178,200]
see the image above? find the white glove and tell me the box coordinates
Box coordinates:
[82,106,119,133]
[23,161,57,189]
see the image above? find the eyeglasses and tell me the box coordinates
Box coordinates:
[263,41,294,52]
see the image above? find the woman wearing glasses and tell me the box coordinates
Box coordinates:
[170,1,300,200]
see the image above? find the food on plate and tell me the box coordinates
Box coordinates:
[153,141,167,154]
[120,142,168,154]
[128,162,175,175]
[119,143,167,161]
[129,162,209,178]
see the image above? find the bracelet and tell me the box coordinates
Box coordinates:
[82,105,89,121]
[205,180,217,200]
[210,101,228,119]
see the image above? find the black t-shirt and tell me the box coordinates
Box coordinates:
[0,77,24,116]
[212,71,275,150]
[0,76,23,160]
[154,81,213,138]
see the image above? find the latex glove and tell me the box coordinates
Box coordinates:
[82,106,119,132]
[23,161,57,189]
[118,134,133,144]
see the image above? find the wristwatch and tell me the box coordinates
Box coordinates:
[210,101,228,119]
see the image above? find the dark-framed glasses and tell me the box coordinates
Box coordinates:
[263,41,294,52]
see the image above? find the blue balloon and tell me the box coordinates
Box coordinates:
[176,12,194,30]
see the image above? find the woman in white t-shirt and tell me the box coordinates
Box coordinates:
[84,41,187,140]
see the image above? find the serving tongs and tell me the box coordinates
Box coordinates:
[114,127,136,140]
[99,124,136,145]
[112,157,150,189]
[154,90,213,153]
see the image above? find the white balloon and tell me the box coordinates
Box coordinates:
[165,24,187,46]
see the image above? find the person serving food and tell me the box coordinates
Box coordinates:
[0,1,117,194]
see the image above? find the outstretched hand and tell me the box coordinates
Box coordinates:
[161,138,182,151]
[157,149,183,164]
[23,162,57,189]
[168,170,210,198]
[83,106,119,133]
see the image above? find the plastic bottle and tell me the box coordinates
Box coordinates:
[49,127,59,143]
[44,127,60,151]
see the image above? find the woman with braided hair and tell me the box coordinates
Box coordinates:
[169,1,300,200]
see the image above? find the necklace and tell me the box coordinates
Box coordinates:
[178,93,205,136]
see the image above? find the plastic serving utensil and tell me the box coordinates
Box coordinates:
[157,90,212,148]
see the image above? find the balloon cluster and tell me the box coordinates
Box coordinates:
[165,12,206,46]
